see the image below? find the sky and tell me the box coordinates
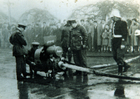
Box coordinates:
[0,0,140,21]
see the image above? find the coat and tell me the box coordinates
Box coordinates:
[102,31,108,46]
[61,25,71,48]
[26,47,36,65]
[9,30,27,56]
[53,27,62,46]
[97,23,103,46]
[93,26,97,48]
[42,26,49,36]
[108,31,113,47]
[112,20,128,49]
[71,25,87,50]
[87,24,94,47]
[130,25,139,46]
[113,20,128,40]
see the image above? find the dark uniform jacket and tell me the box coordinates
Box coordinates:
[71,25,87,50]
[9,30,27,56]
[112,20,128,49]
[112,19,128,61]
[114,20,128,40]
[61,25,71,48]
[26,48,36,65]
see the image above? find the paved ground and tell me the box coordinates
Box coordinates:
[0,48,140,99]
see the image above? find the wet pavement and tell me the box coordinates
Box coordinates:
[0,48,140,99]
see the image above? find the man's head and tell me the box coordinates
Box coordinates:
[94,21,97,26]
[71,20,77,28]
[31,42,40,50]
[63,19,67,25]
[43,22,46,26]
[80,19,85,25]
[66,20,71,26]
[87,18,93,24]
[132,18,138,25]
[110,9,121,21]
[17,23,26,32]
[101,19,105,24]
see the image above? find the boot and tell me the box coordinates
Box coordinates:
[83,72,88,84]
[118,65,123,75]
[123,65,130,72]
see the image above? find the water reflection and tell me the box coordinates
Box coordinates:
[63,89,89,99]
[114,79,125,98]
[17,81,29,99]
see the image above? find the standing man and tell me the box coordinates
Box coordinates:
[9,23,29,81]
[61,20,72,62]
[42,22,49,36]
[70,20,88,83]
[87,18,94,51]
[110,9,130,75]
[93,21,98,52]
[97,20,104,52]
[26,42,40,77]
[61,20,73,80]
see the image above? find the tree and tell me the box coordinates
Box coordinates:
[69,0,140,20]
[19,8,58,25]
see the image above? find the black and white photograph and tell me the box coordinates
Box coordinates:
[0,0,140,99]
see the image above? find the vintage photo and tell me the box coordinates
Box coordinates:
[0,0,140,99]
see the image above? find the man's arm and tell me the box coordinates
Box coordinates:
[15,32,27,46]
[61,29,64,42]
[121,21,128,41]
[80,25,88,45]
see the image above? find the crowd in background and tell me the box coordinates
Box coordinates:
[0,17,140,53]
[0,21,62,48]
[78,18,140,53]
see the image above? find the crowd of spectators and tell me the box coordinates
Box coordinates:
[78,18,140,53]
[0,18,140,54]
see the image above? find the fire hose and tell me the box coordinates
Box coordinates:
[58,56,140,81]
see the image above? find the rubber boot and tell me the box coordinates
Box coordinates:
[118,65,123,75]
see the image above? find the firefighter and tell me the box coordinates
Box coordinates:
[61,20,73,80]
[110,9,130,75]
[9,23,29,81]
[61,20,72,62]
[70,20,88,83]
[26,42,40,77]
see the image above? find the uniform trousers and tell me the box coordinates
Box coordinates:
[112,38,129,73]
[62,47,72,62]
[15,55,26,79]
[72,49,87,83]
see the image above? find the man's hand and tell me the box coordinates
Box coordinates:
[122,38,125,41]
[31,62,36,65]
[121,40,126,49]
[68,47,71,51]
[120,45,125,49]
[83,45,86,48]
[48,70,52,74]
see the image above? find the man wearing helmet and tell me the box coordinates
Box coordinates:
[9,23,29,81]
[26,42,40,77]
[70,20,88,83]
[110,9,130,75]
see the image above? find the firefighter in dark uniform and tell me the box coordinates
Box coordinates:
[70,20,88,83]
[26,42,40,77]
[61,20,72,62]
[9,23,29,81]
[110,9,130,75]
[61,20,73,80]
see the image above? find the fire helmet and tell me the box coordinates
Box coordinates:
[31,42,40,46]
[17,23,27,30]
[110,9,121,18]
